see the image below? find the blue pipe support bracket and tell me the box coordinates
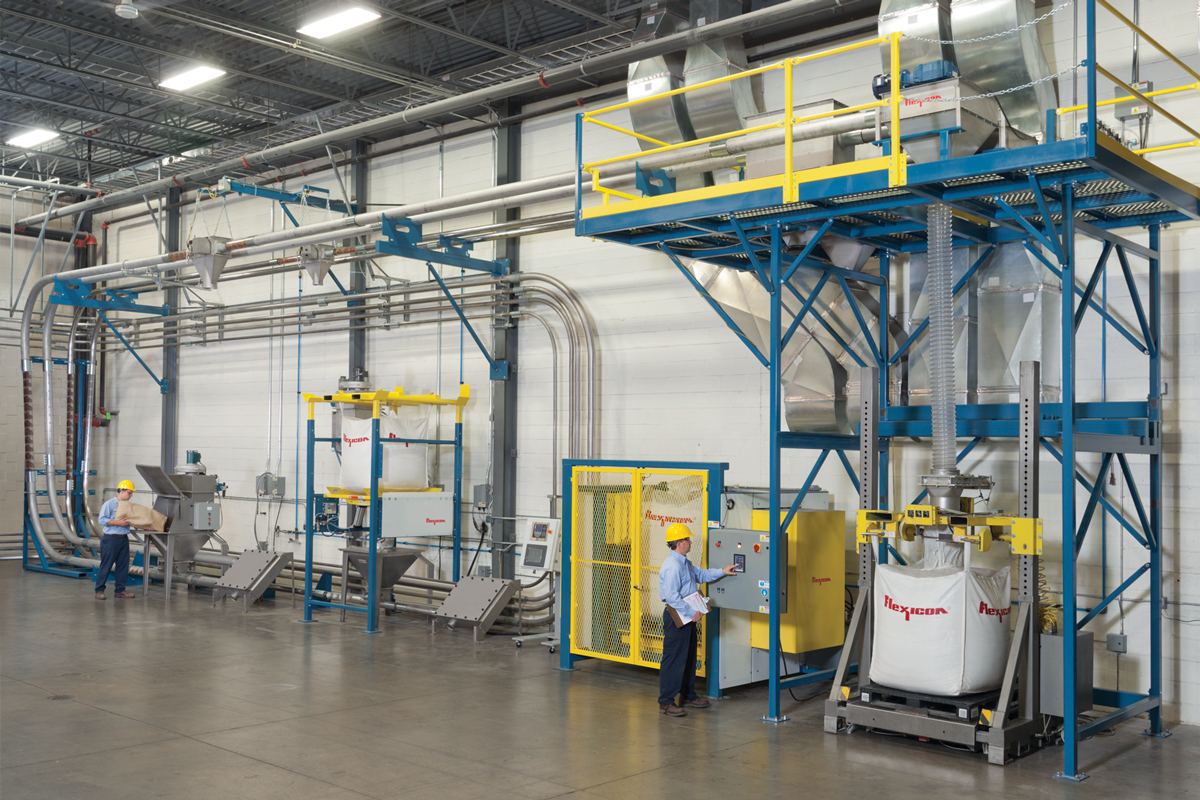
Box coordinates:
[376,215,509,276]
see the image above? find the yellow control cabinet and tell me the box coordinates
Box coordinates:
[748,509,846,653]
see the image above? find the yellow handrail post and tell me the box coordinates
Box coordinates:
[784,58,795,204]
[888,31,906,188]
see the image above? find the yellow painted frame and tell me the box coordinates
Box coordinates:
[579,32,906,217]
[568,466,711,673]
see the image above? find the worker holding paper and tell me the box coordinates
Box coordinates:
[657,523,736,717]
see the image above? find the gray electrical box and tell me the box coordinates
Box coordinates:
[1040,632,1094,716]
[472,483,490,508]
[256,473,286,498]
[1115,81,1152,123]
[705,527,771,614]
[193,502,222,531]
[380,492,454,538]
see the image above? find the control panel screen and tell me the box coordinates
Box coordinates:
[524,544,548,568]
[733,553,746,573]
[531,522,550,541]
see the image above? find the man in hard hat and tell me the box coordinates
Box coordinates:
[658,522,736,716]
[95,480,137,600]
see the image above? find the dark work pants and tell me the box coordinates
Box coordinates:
[95,534,130,593]
[658,608,699,706]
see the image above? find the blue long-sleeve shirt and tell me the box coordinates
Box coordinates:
[659,549,725,622]
[98,497,128,536]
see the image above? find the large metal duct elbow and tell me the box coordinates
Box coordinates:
[949,0,1058,138]
[878,0,956,74]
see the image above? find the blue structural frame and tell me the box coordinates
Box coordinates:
[24,284,169,579]
[557,459,727,681]
[572,2,1183,774]
[300,401,464,634]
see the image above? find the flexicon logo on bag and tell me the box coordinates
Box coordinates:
[883,594,949,621]
[978,601,1011,622]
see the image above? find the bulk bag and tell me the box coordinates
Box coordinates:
[870,562,1011,696]
[338,410,431,492]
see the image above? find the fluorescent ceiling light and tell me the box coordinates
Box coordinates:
[161,65,226,91]
[6,129,60,148]
[298,7,381,38]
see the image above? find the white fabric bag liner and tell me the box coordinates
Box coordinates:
[338,410,431,492]
[870,560,1011,696]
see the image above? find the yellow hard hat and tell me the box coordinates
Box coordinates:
[665,523,692,543]
[117,480,135,492]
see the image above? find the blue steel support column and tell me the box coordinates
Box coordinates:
[1058,182,1084,781]
[1086,0,1097,158]
[302,412,316,623]
[453,421,463,582]
[766,223,786,723]
[365,411,382,634]
[1147,223,1166,736]
[878,251,890,563]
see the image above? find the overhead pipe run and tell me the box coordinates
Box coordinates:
[18,0,871,228]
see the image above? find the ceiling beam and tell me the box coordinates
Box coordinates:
[524,0,631,30]
[147,5,462,98]
[1,49,274,126]
[3,5,348,103]
[0,75,243,143]
[377,7,549,69]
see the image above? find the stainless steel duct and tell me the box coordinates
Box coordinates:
[950,0,1058,137]
[878,0,955,74]
[683,0,764,140]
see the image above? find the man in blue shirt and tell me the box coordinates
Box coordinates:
[658,522,736,716]
[95,479,138,600]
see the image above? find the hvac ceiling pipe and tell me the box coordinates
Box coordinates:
[0,175,94,194]
[18,0,863,228]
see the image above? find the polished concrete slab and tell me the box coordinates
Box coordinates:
[1,562,1194,799]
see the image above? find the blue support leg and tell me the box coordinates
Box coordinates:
[1146,223,1168,738]
[364,415,382,634]
[1057,182,1087,782]
[302,416,317,623]
[453,421,463,582]
[765,223,787,724]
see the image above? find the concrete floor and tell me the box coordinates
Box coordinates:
[1,563,1194,800]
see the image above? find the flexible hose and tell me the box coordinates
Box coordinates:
[927,203,958,475]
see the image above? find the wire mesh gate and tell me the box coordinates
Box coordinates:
[568,465,714,674]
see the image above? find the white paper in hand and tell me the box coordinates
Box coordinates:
[683,591,709,617]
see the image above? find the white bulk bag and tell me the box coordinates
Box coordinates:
[338,411,431,492]
[870,562,1011,696]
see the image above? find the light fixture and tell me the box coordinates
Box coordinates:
[297,6,381,39]
[115,0,139,20]
[6,129,60,148]
[160,65,226,91]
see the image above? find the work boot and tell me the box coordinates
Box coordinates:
[95,592,105,600]
[114,592,136,599]
[659,703,686,717]
[683,697,711,709]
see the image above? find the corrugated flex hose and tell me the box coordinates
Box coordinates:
[927,203,957,475]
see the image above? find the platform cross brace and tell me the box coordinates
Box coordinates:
[1024,243,1149,354]
[890,246,995,366]
[424,263,509,380]
[216,179,359,216]
[660,244,770,367]
[50,279,168,315]
[96,311,168,393]
[376,215,509,276]
[1042,441,1150,549]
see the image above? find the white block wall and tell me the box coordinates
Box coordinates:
[4,1,1200,721]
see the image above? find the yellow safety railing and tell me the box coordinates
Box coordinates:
[1054,0,1200,159]
[580,31,906,209]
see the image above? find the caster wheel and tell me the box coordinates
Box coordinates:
[515,641,522,648]
[548,646,556,654]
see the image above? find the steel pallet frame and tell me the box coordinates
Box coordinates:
[299,386,469,634]
[571,0,1192,775]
